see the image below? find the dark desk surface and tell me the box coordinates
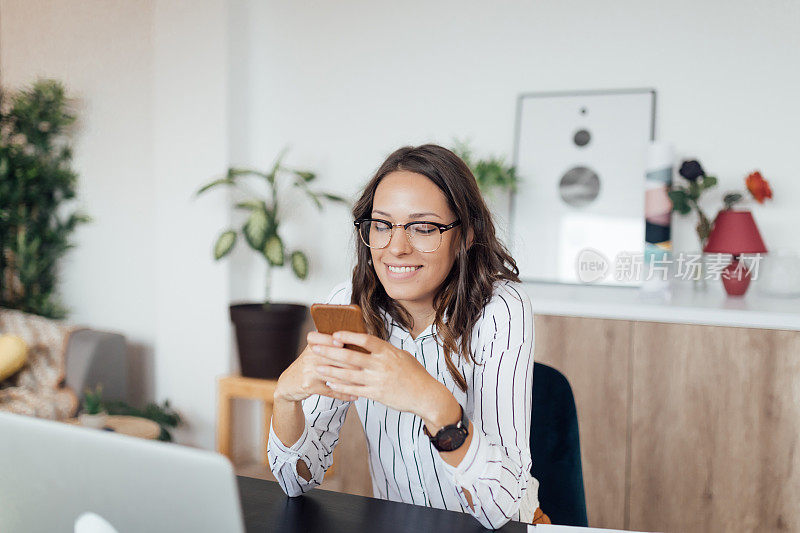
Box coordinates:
[237,475,527,532]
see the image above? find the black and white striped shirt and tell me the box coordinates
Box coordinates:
[267,278,539,529]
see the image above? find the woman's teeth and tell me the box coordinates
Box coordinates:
[388,265,420,273]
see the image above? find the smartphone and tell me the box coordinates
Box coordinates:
[309,303,369,354]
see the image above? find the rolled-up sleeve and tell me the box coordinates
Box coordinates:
[266,279,353,496]
[267,395,350,496]
[439,284,537,529]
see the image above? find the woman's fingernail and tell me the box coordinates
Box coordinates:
[333,332,342,340]
[311,345,322,353]
[333,340,344,347]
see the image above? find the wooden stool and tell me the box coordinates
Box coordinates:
[215,375,336,475]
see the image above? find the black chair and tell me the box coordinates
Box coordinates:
[530,362,589,526]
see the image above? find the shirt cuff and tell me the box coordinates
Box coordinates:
[439,426,489,489]
[268,419,316,483]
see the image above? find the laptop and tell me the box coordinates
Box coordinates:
[0,411,245,533]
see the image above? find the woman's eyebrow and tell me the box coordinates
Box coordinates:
[372,210,443,220]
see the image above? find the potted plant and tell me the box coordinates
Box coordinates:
[451,138,519,198]
[195,149,348,379]
[103,398,183,442]
[0,79,92,318]
[79,384,107,428]
[451,139,518,242]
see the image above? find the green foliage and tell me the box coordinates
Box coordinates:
[0,79,91,318]
[81,383,182,442]
[290,250,308,280]
[723,192,743,210]
[195,149,348,302]
[451,138,518,196]
[82,384,105,415]
[669,170,718,249]
[103,399,182,442]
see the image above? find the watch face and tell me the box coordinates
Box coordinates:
[437,427,467,452]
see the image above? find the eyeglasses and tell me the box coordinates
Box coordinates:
[354,218,461,253]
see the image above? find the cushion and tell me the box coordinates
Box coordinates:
[0,334,29,381]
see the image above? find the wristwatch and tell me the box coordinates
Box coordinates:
[423,404,470,452]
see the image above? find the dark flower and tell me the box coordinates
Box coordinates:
[679,160,705,182]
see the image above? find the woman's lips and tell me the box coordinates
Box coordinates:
[385,264,423,280]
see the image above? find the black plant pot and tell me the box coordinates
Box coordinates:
[229,302,308,380]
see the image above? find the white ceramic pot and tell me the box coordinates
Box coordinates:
[79,412,108,429]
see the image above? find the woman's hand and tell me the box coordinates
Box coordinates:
[273,331,359,404]
[310,330,458,429]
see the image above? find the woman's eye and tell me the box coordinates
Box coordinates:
[372,222,390,232]
[412,224,436,235]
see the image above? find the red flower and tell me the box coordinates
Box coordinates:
[746,171,773,204]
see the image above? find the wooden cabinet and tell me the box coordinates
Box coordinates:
[533,315,631,529]
[628,322,800,533]
[536,315,800,533]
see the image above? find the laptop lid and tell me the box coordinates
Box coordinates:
[0,411,245,533]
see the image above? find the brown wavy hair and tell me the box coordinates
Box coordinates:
[350,144,520,391]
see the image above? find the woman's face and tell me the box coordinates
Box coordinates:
[369,170,465,314]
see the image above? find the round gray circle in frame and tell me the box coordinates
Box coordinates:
[558,166,601,207]
[573,129,591,147]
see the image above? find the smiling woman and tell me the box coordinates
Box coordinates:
[267,144,549,528]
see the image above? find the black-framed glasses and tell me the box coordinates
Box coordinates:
[354,218,461,253]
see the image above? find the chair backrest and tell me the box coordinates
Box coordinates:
[530,362,589,526]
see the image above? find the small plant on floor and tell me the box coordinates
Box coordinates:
[103,398,182,442]
[81,384,106,415]
[81,383,182,442]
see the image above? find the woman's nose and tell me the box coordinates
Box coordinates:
[387,226,413,255]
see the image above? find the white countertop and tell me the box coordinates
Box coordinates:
[523,279,800,331]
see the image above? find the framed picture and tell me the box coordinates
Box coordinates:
[510,88,656,286]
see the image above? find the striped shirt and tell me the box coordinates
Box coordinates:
[267,278,540,529]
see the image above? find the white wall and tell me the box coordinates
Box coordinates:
[152,1,230,448]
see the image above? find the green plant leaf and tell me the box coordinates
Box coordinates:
[264,234,284,266]
[319,192,349,204]
[234,200,264,211]
[213,230,237,260]
[667,189,692,215]
[295,170,316,182]
[304,189,323,210]
[243,207,271,250]
[701,175,718,190]
[723,192,743,209]
[290,250,309,279]
[195,177,233,196]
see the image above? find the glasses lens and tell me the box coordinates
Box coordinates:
[359,219,392,249]
[407,223,442,252]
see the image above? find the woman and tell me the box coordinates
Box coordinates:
[267,144,549,528]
